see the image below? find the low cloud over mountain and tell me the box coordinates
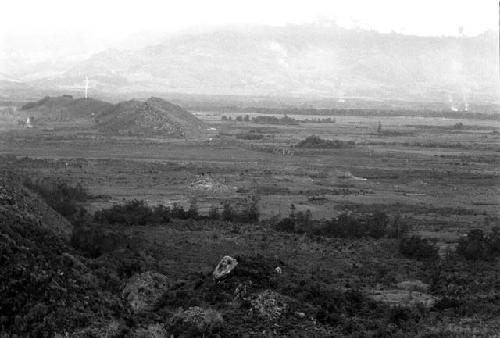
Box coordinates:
[7,24,500,102]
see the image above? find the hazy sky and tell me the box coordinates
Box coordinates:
[1,0,497,63]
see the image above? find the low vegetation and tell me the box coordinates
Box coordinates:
[3,173,500,336]
[23,178,90,220]
[456,228,500,261]
[399,236,439,261]
[252,114,299,125]
[274,207,409,239]
[296,135,355,148]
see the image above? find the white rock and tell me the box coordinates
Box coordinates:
[213,255,238,280]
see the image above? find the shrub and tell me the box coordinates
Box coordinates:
[94,200,153,226]
[24,178,89,221]
[235,132,264,140]
[488,227,500,256]
[71,222,128,258]
[274,211,402,239]
[221,201,234,221]
[241,195,259,222]
[274,217,295,233]
[367,211,389,238]
[399,236,439,261]
[219,198,259,223]
[187,198,199,220]
[252,115,299,125]
[151,205,171,223]
[456,229,498,261]
[294,210,313,233]
[208,205,219,220]
[171,202,187,220]
[385,214,411,239]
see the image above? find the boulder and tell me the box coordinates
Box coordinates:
[122,271,170,313]
[169,306,223,336]
[213,255,238,280]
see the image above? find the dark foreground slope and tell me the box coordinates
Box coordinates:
[0,172,73,239]
[0,172,121,336]
[2,171,499,336]
[96,97,206,138]
[21,95,113,122]
[0,172,389,337]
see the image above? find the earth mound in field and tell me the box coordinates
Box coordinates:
[96,97,206,137]
[21,95,112,121]
[189,173,233,193]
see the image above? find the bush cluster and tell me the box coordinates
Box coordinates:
[23,178,89,220]
[235,132,264,140]
[252,115,299,125]
[456,228,500,261]
[93,197,259,226]
[94,200,181,225]
[219,196,259,223]
[274,208,409,239]
[296,135,355,149]
[399,236,439,261]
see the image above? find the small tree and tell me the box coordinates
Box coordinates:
[289,204,296,220]
[208,205,219,220]
[222,201,234,221]
[399,236,439,261]
[457,229,490,261]
[245,195,259,222]
[171,202,187,219]
[377,121,382,133]
[243,115,250,122]
[368,211,389,238]
[488,227,500,256]
[187,198,199,219]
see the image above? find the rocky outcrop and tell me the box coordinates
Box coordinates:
[250,290,290,321]
[133,323,168,338]
[169,306,223,336]
[122,271,170,313]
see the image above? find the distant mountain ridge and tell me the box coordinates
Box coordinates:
[7,24,500,102]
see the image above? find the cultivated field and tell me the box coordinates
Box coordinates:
[1,108,498,238]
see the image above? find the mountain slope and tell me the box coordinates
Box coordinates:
[47,25,499,102]
[0,171,73,239]
[96,97,205,137]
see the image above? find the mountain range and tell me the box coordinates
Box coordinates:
[3,24,499,102]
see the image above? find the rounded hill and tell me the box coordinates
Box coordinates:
[96,97,206,138]
[21,95,113,121]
